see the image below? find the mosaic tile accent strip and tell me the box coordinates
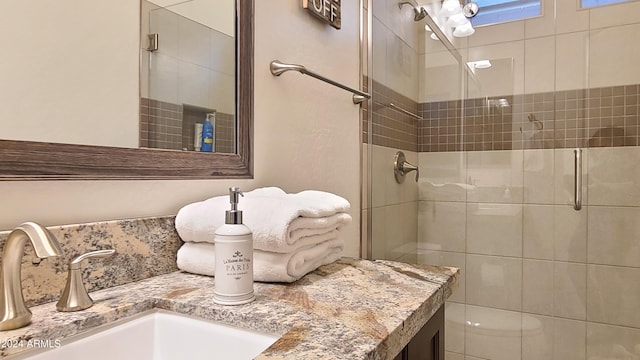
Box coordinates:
[362,76,369,144]
[418,84,640,152]
[369,79,419,152]
[140,98,183,150]
[0,216,181,307]
[141,97,235,153]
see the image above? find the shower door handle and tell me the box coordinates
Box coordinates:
[574,148,582,211]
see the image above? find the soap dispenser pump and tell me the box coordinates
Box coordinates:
[213,187,255,305]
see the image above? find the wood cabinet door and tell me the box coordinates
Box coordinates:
[394,305,445,360]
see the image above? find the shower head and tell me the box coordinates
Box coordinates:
[398,1,428,22]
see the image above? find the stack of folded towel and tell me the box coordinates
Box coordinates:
[175,187,352,283]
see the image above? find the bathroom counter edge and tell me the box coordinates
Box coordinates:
[0,258,458,360]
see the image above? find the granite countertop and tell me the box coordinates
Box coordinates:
[1,258,458,360]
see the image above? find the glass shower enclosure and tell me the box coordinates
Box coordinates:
[364,1,640,359]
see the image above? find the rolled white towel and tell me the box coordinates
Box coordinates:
[175,187,352,253]
[176,239,343,283]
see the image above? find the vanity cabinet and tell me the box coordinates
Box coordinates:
[394,305,444,360]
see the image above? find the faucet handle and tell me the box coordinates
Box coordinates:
[56,249,116,312]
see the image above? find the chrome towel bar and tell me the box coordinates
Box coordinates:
[270,60,371,105]
[387,103,421,120]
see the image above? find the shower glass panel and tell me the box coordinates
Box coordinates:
[367,1,640,359]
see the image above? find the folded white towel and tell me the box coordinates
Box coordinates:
[176,239,343,283]
[175,187,352,253]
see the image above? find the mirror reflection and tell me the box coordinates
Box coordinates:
[1,0,236,155]
[141,0,236,153]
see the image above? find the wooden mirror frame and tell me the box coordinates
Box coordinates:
[0,0,253,180]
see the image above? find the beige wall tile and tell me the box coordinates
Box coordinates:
[590,23,640,88]
[207,70,235,114]
[523,259,554,316]
[178,16,211,69]
[554,149,589,206]
[523,149,554,204]
[182,62,211,107]
[386,30,419,101]
[587,322,640,360]
[445,352,465,360]
[446,302,466,354]
[522,315,587,360]
[554,262,587,320]
[467,41,525,96]
[587,264,640,328]
[525,0,555,38]
[372,17,388,85]
[468,21,524,48]
[467,203,523,257]
[418,201,466,252]
[588,147,640,206]
[467,150,524,204]
[523,205,554,260]
[465,305,522,360]
[361,208,368,259]
[371,202,417,261]
[390,0,420,50]
[418,249,465,303]
[524,37,556,95]
[466,255,522,311]
[553,318,586,360]
[418,151,468,202]
[371,145,418,207]
[149,53,179,104]
[210,30,235,76]
[371,206,387,260]
[419,52,464,102]
[588,206,640,267]
[555,32,588,92]
[556,0,589,35]
[362,144,369,209]
[589,1,640,29]
[554,205,587,262]
[522,314,553,360]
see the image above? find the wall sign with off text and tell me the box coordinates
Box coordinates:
[302,0,341,29]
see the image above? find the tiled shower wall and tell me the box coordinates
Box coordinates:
[419,147,640,360]
[367,0,640,359]
[420,85,640,153]
[413,1,640,359]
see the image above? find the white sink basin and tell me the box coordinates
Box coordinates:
[14,310,279,360]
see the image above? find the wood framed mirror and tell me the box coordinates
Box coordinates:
[0,0,253,180]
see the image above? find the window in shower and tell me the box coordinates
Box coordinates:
[470,0,541,26]
[581,0,636,8]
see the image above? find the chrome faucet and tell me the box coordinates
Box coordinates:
[0,222,63,331]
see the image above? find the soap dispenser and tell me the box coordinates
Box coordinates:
[214,187,255,305]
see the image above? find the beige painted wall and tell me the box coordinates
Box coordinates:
[0,1,140,147]
[0,1,362,257]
